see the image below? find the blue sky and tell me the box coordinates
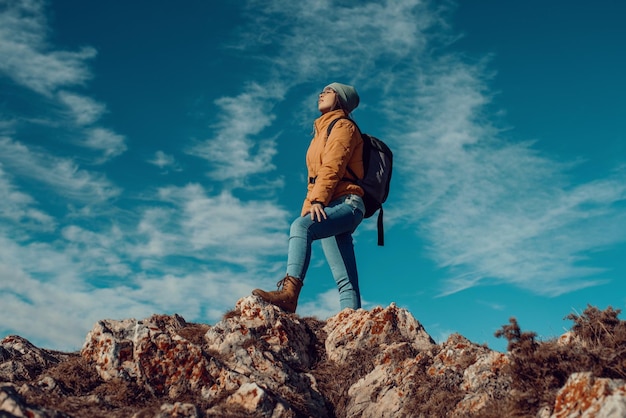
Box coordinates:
[1,0,625,352]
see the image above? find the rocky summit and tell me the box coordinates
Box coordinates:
[1,297,625,417]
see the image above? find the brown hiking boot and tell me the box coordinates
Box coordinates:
[252,275,303,313]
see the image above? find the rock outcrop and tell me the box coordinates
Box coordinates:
[1,297,625,417]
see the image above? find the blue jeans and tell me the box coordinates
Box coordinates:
[287,194,365,309]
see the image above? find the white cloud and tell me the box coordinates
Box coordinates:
[298,288,341,320]
[190,83,282,187]
[1,1,127,166]
[0,162,292,349]
[390,58,626,296]
[0,179,295,350]
[148,150,180,171]
[59,224,132,278]
[236,0,434,81]
[0,259,264,350]
[0,136,120,203]
[134,184,290,266]
[84,127,127,161]
[0,0,95,95]
[0,163,55,232]
[54,93,127,161]
[57,91,107,125]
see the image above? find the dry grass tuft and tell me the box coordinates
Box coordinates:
[176,322,211,346]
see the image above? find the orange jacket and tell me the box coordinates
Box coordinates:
[301,109,364,216]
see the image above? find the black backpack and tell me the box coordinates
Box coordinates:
[327,117,393,246]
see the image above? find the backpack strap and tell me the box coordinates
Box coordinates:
[326,117,361,182]
[325,117,352,139]
[377,207,384,246]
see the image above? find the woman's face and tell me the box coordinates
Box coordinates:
[318,88,338,113]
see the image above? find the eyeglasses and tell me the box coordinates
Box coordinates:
[319,89,336,96]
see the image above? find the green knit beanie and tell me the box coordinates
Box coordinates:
[325,82,360,114]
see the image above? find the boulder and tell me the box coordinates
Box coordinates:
[550,372,626,418]
[0,336,66,382]
[81,314,213,399]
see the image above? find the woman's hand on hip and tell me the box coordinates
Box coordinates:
[310,203,327,222]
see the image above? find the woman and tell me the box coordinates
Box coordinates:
[252,82,365,313]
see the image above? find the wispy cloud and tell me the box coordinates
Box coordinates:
[0,0,127,164]
[0,0,95,95]
[83,127,127,161]
[298,289,341,320]
[0,234,264,349]
[57,91,107,126]
[0,177,292,349]
[393,58,626,296]
[0,137,120,203]
[190,83,283,189]
[0,163,55,232]
[148,151,181,172]
[194,0,438,190]
[236,0,435,81]
[136,184,290,265]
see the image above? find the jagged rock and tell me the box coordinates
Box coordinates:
[81,314,214,399]
[320,303,436,417]
[2,299,626,417]
[204,296,327,417]
[225,382,272,412]
[550,372,626,418]
[454,348,511,414]
[324,302,435,363]
[344,341,422,417]
[0,336,66,382]
[0,383,68,418]
[420,333,511,416]
[152,402,200,418]
[206,296,317,369]
[339,330,511,418]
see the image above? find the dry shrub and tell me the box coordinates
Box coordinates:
[222,308,241,320]
[494,305,626,417]
[402,347,468,417]
[176,322,211,346]
[45,353,101,395]
[302,315,369,417]
[566,304,626,379]
[21,356,160,418]
[495,318,574,415]
[312,347,377,418]
[300,316,327,367]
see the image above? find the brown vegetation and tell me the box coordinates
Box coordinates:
[489,304,626,416]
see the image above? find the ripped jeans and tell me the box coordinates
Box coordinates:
[287,194,365,310]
